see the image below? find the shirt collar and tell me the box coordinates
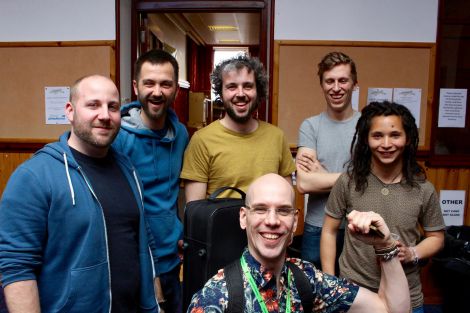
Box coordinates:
[242,248,288,291]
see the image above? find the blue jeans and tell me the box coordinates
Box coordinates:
[301,224,322,268]
[412,306,424,313]
[301,224,344,273]
[159,263,182,313]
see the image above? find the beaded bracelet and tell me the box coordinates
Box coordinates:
[374,232,399,253]
[374,241,397,254]
[375,245,400,261]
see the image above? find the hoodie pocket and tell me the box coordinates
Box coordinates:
[146,213,182,255]
[56,261,109,313]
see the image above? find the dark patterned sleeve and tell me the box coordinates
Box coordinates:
[186,271,228,313]
[297,260,359,313]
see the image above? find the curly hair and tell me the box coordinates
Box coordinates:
[317,52,358,84]
[210,54,267,102]
[348,101,424,193]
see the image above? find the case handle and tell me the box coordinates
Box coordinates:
[208,186,246,200]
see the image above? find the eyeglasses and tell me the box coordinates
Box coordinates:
[245,205,298,217]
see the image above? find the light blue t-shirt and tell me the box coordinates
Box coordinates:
[298,111,360,227]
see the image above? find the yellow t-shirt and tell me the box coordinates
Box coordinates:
[181,120,295,198]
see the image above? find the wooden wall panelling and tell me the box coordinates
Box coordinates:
[273,40,435,150]
[0,41,115,141]
[410,163,469,305]
[424,165,470,225]
[0,152,34,197]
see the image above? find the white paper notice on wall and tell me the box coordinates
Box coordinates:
[45,86,70,124]
[440,190,466,226]
[393,88,422,126]
[367,88,393,104]
[351,86,359,111]
[438,88,467,128]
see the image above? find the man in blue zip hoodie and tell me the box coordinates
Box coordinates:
[0,75,159,313]
[113,50,189,313]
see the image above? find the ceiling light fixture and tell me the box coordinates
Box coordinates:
[218,39,241,43]
[208,25,238,31]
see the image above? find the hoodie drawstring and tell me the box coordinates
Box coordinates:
[63,152,76,206]
[168,141,174,196]
[133,170,144,205]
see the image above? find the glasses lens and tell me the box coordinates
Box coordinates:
[248,206,295,216]
[276,208,295,216]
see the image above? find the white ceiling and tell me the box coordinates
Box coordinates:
[150,12,260,46]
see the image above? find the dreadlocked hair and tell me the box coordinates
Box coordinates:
[348,101,425,193]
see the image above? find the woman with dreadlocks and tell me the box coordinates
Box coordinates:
[320,101,445,313]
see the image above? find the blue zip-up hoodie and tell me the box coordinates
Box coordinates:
[113,102,188,275]
[0,132,158,313]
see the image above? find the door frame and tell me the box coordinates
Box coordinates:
[131,0,274,121]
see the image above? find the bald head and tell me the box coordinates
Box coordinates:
[70,74,116,105]
[246,173,295,207]
[65,74,120,158]
[240,173,297,271]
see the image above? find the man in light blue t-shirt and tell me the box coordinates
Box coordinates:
[296,52,360,273]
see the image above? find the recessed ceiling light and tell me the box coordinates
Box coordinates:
[218,39,241,43]
[208,25,238,31]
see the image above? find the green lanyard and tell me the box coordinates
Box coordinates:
[240,256,291,313]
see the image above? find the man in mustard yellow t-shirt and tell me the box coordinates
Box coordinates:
[180,55,295,200]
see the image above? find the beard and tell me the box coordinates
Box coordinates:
[224,97,259,124]
[138,92,174,122]
[72,117,118,150]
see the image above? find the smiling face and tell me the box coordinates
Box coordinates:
[133,61,178,130]
[221,67,259,124]
[240,174,298,270]
[66,75,120,158]
[368,115,407,172]
[321,64,356,116]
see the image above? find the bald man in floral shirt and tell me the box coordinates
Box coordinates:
[187,174,410,313]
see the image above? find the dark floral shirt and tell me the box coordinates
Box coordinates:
[187,249,359,313]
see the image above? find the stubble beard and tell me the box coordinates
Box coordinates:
[73,119,118,150]
[139,93,173,122]
[224,98,259,124]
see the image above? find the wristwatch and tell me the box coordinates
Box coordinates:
[410,246,419,265]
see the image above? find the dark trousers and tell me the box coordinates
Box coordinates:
[0,285,8,313]
[159,263,182,313]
